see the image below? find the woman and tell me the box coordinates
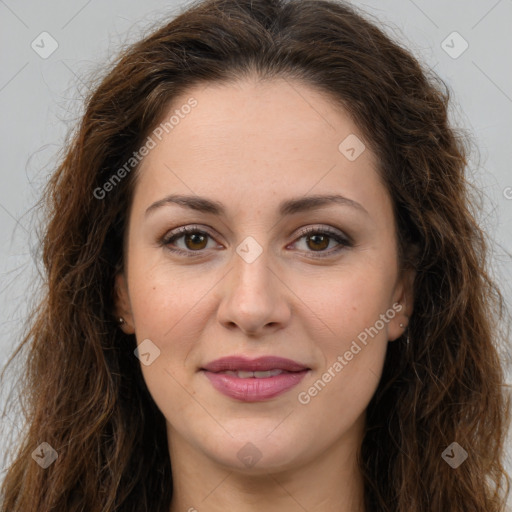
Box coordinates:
[1,0,510,510]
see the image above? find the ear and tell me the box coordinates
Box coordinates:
[388,266,415,342]
[114,272,135,334]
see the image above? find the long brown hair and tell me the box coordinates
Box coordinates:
[1,0,510,510]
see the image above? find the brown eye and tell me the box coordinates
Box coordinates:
[163,226,217,256]
[306,233,330,251]
[292,227,351,258]
[183,232,208,250]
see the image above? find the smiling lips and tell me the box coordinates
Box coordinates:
[201,356,310,402]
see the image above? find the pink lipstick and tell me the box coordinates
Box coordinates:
[201,356,310,402]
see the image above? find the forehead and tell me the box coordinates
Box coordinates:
[149,78,363,160]
[131,78,389,220]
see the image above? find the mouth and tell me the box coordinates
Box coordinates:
[209,368,293,378]
[200,356,310,402]
[201,355,309,373]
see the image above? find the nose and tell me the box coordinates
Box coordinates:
[216,245,292,337]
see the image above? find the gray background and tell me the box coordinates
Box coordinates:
[0,0,511,503]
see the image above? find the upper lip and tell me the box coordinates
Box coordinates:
[201,356,309,373]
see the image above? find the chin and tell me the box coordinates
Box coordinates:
[202,428,313,474]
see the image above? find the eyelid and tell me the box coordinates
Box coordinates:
[293,225,351,243]
[288,225,352,258]
[161,224,352,258]
[161,224,220,256]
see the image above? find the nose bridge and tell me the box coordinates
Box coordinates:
[216,235,290,334]
[231,237,275,309]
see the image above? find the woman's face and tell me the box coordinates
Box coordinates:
[115,77,413,473]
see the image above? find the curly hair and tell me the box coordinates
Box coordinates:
[1,0,510,510]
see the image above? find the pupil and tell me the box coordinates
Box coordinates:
[308,234,328,251]
[187,233,206,250]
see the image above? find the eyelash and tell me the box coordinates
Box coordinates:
[160,224,352,259]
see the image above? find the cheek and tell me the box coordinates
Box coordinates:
[293,274,392,438]
[126,266,208,424]
[293,261,395,401]
[296,260,397,346]
[129,284,207,383]
[126,256,225,407]
[127,249,212,338]
[296,341,386,449]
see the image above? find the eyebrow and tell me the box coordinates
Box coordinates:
[145,193,369,218]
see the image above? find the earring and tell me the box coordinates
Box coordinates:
[118,317,125,325]
[399,322,409,345]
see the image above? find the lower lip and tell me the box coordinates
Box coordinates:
[202,370,309,402]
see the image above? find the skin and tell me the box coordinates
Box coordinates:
[115,76,414,512]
